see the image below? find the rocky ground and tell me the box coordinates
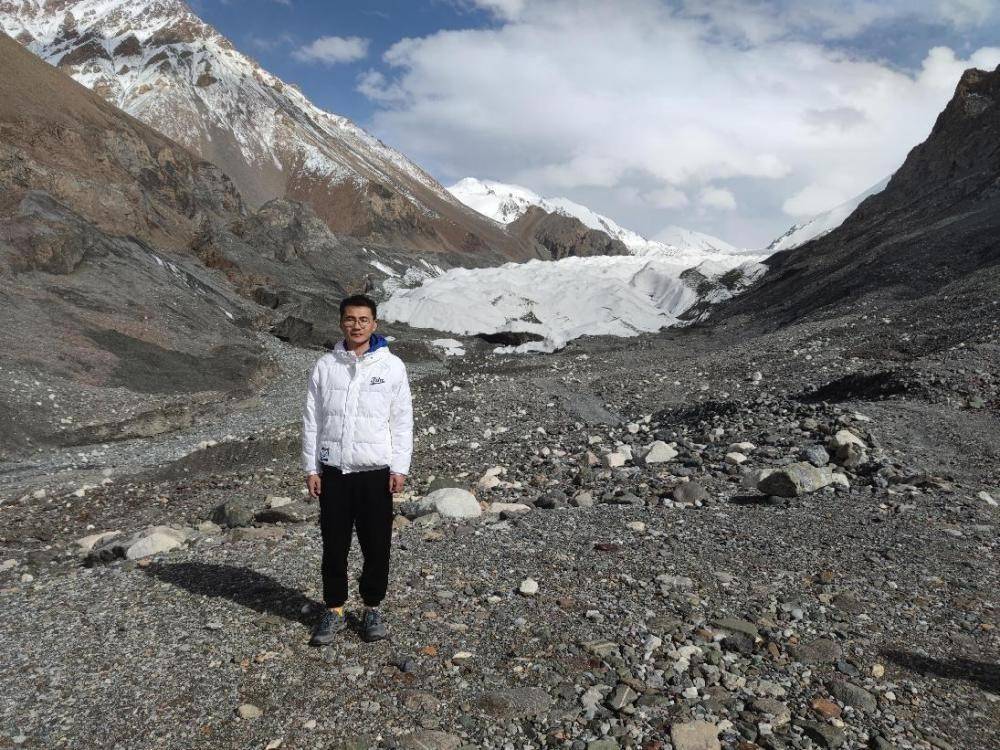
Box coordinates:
[0,307,997,750]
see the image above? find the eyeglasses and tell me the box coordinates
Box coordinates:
[342,316,372,325]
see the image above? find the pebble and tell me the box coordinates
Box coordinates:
[236,703,262,719]
[518,577,538,596]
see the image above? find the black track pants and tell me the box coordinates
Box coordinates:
[318,464,393,608]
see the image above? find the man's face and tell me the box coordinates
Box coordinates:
[340,304,377,347]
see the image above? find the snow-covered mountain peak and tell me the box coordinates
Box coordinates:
[448,176,754,263]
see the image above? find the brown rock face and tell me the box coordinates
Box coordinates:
[508,205,629,259]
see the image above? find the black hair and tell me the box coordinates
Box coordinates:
[339,294,377,319]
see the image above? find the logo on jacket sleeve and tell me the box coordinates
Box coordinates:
[369,376,385,385]
[319,446,330,461]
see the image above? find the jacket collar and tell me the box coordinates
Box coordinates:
[332,333,390,363]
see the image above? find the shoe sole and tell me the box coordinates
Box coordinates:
[361,630,388,643]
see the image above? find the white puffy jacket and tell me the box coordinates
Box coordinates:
[301,335,413,476]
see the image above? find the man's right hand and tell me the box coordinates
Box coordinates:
[307,473,321,498]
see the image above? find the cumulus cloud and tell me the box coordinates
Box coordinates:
[699,187,737,211]
[294,35,369,65]
[359,0,1000,245]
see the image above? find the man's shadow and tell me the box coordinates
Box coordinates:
[882,649,999,694]
[142,561,319,627]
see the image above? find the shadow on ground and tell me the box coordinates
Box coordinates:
[883,649,1000,694]
[143,561,319,627]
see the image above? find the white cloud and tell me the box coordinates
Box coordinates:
[643,185,690,209]
[699,187,737,211]
[465,0,526,19]
[293,35,369,65]
[360,0,1000,246]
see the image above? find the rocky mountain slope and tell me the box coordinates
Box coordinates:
[724,65,1000,328]
[0,30,458,459]
[507,206,631,260]
[0,0,538,260]
[765,178,891,253]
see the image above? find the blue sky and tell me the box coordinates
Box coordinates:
[191,1,498,124]
[191,1,1000,247]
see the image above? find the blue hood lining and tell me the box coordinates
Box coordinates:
[341,333,389,354]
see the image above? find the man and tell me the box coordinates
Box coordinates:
[301,294,413,645]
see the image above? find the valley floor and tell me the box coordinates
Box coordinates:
[0,311,997,750]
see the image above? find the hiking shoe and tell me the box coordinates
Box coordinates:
[309,608,347,646]
[361,607,388,642]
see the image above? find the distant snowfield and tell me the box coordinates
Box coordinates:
[380,254,766,353]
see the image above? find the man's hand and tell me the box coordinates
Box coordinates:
[389,472,405,494]
[307,473,321,498]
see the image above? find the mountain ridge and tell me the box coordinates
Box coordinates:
[448,177,748,261]
[0,0,539,260]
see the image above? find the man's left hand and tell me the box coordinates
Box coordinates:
[389,472,405,494]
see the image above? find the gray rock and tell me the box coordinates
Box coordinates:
[789,637,842,665]
[710,617,759,640]
[642,441,678,464]
[672,481,709,504]
[606,683,638,711]
[671,720,721,750]
[197,520,222,535]
[236,703,262,719]
[125,533,182,560]
[801,445,830,467]
[211,501,254,528]
[797,720,845,749]
[752,697,791,727]
[475,687,552,718]
[571,490,595,508]
[254,501,315,524]
[757,462,834,497]
[426,476,466,493]
[518,577,539,596]
[828,680,877,712]
[75,530,122,553]
[417,488,481,519]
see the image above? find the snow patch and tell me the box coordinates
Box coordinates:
[431,339,466,357]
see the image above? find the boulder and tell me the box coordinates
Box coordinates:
[211,501,254,528]
[672,481,709,504]
[75,530,121,553]
[125,532,182,559]
[757,462,834,497]
[642,441,678,464]
[417,488,481,519]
